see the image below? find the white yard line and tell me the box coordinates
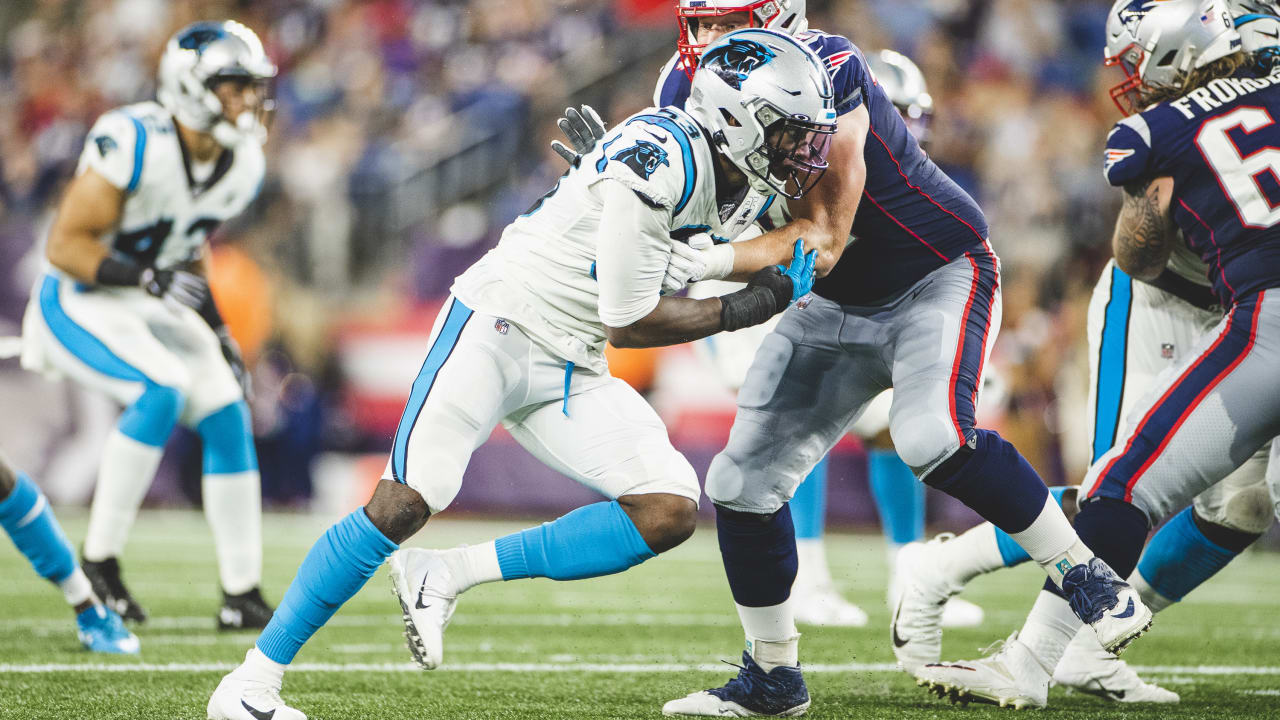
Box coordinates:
[1,661,1278,675]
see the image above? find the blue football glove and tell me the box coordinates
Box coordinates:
[775,238,817,304]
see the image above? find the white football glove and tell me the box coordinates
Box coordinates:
[662,232,735,294]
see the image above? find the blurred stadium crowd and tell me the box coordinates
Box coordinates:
[0,0,1137,521]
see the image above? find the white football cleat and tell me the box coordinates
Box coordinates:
[1061,558,1153,655]
[889,539,960,673]
[1052,628,1179,703]
[792,582,869,628]
[941,597,985,629]
[915,633,1050,710]
[388,548,458,670]
[208,650,306,720]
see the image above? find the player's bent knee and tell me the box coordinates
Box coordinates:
[889,412,961,473]
[364,479,431,544]
[1196,484,1276,535]
[119,382,186,447]
[617,493,697,554]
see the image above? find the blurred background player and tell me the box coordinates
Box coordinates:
[206,30,829,720]
[0,451,138,654]
[553,1,983,631]
[914,0,1280,708]
[15,20,276,629]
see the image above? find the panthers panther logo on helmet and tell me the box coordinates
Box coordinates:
[700,37,777,90]
[611,140,670,180]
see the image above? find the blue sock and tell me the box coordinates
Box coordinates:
[924,429,1049,534]
[256,509,398,664]
[0,473,76,584]
[1136,507,1242,603]
[867,448,924,545]
[494,501,656,581]
[716,504,798,607]
[994,486,1072,567]
[790,456,828,540]
[197,401,258,474]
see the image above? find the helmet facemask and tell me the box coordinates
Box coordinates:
[676,0,804,79]
[1104,41,1149,116]
[741,102,833,199]
[206,74,276,147]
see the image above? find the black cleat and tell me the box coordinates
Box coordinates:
[81,556,148,624]
[217,587,275,631]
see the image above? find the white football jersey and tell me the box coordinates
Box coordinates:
[75,101,265,271]
[452,106,773,373]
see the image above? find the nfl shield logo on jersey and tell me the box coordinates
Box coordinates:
[494,318,510,335]
[1161,342,1174,359]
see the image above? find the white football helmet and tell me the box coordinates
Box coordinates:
[157,21,277,147]
[1231,0,1280,69]
[867,49,934,146]
[1104,0,1242,115]
[677,0,807,79]
[686,28,836,199]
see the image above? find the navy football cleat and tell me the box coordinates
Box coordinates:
[663,652,810,717]
[1062,557,1152,656]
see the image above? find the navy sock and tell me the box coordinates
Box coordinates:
[715,504,798,607]
[924,429,1049,535]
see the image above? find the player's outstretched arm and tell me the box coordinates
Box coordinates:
[1112,176,1176,281]
[45,168,125,284]
[721,103,869,280]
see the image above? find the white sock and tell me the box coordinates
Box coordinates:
[83,430,163,561]
[736,601,799,671]
[449,541,504,593]
[940,522,1006,587]
[1007,495,1093,589]
[1129,570,1174,613]
[242,646,288,679]
[60,567,94,607]
[203,471,263,595]
[794,538,833,589]
[1018,590,1080,673]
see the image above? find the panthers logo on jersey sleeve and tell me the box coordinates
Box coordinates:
[590,111,698,214]
[701,38,777,89]
[609,140,670,180]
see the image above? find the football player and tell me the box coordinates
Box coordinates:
[554,8,984,634]
[0,452,138,653]
[18,21,276,628]
[913,0,1280,709]
[558,3,1146,716]
[207,30,830,720]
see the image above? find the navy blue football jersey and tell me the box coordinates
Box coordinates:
[655,30,991,305]
[1105,70,1280,307]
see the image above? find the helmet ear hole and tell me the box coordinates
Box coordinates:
[719,108,742,127]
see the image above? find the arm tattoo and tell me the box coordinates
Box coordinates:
[1114,178,1174,280]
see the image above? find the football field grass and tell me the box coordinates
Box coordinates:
[2,509,1279,719]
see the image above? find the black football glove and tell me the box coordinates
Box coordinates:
[550,105,607,167]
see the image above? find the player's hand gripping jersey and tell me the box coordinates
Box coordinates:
[1105,67,1280,306]
[77,101,265,271]
[656,29,991,305]
[451,106,774,373]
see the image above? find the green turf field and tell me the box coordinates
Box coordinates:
[2,509,1278,719]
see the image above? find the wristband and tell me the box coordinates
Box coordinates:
[95,257,144,287]
[720,285,778,331]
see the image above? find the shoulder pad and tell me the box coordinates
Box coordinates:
[1103,114,1154,187]
[590,109,702,215]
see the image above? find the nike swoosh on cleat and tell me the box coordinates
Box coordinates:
[891,604,908,648]
[1111,598,1135,619]
[415,571,432,610]
[1107,689,1126,700]
[241,700,275,720]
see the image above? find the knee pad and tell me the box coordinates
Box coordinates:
[890,411,961,473]
[118,383,184,447]
[1194,484,1275,535]
[706,452,789,513]
[705,453,746,507]
[195,401,258,475]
